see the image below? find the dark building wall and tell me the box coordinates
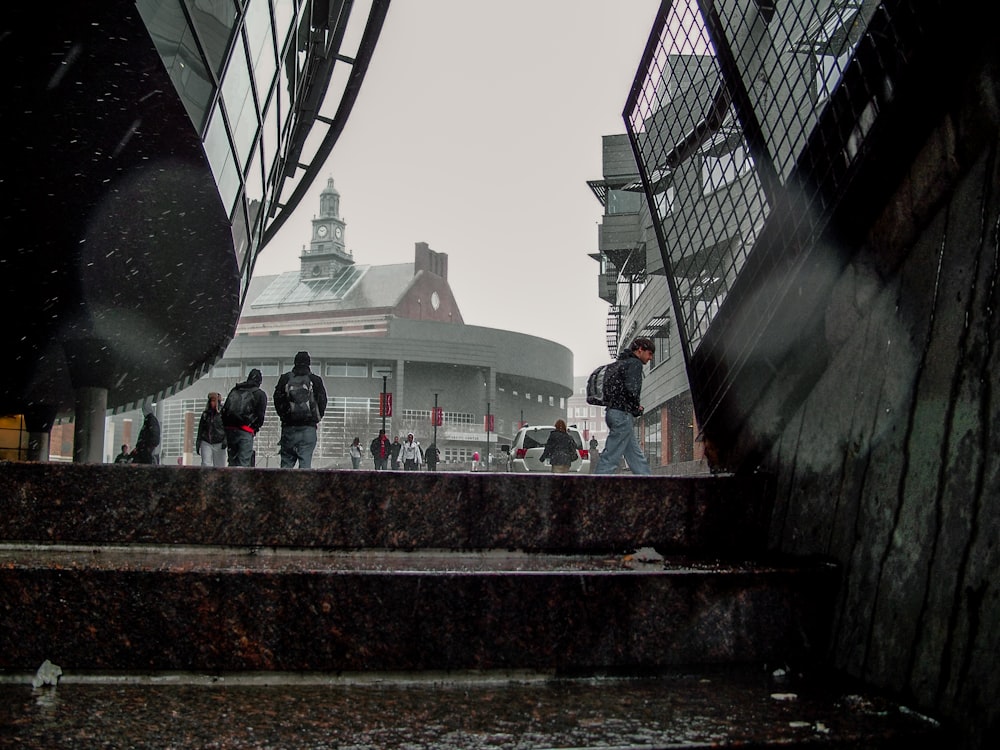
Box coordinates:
[750,56,1000,748]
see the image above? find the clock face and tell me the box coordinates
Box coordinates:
[431,291,440,310]
[334,226,343,239]
[317,225,328,237]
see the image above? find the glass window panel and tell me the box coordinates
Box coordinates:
[260,90,280,181]
[204,100,240,213]
[183,0,238,77]
[273,0,297,56]
[221,32,258,166]
[326,363,369,378]
[137,0,214,131]
[245,0,278,107]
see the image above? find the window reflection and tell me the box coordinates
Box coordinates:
[136,0,214,131]
[183,0,238,77]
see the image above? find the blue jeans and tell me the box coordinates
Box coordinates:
[595,409,650,475]
[279,424,317,469]
[226,430,255,467]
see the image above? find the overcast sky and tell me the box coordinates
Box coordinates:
[255,1,660,377]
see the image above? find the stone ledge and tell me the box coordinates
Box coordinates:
[0,463,774,555]
[0,550,835,673]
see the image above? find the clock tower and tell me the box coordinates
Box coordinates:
[302,177,352,280]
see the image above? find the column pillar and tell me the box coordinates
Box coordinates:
[73,386,108,464]
[63,337,115,464]
[23,404,57,462]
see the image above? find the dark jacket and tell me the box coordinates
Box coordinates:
[370,434,390,459]
[196,407,227,451]
[603,350,645,416]
[273,365,327,427]
[132,414,160,464]
[222,382,268,434]
[539,429,580,466]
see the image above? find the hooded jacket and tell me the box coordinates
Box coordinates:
[602,349,645,416]
[222,369,268,434]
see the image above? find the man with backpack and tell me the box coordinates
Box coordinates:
[594,337,655,475]
[221,368,268,467]
[273,351,327,469]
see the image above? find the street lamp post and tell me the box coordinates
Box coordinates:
[376,368,391,433]
[433,392,439,450]
[485,401,491,471]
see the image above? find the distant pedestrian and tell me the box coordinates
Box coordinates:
[471,450,480,472]
[114,444,131,464]
[401,433,422,471]
[594,337,654,475]
[196,392,227,467]
[390,435,402,470]
[539,419,580,474]
[130,402,160,464]
[273,351,327,469]
[425,442,440,472]
[349,437,363,469]
[589,437,599,474]
[370,429,391,470]
[222,369,268,467]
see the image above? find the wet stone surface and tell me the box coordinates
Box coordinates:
[0,668,939,749]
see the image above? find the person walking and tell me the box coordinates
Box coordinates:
[349,437,363,469]
[370,429,391,470]
[273,352,327,469]
[401,433,422,471]
[390,435,402,470]
[221,368,268,467]
[594,337,654,475]
[113,444,131,464]
[539,419,580,474]
[130,402,160,464]
[589,436,600,474]
[195,392,227,467]
[471,450,480,472]
[425,442,440,472]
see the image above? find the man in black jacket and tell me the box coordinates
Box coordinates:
[594,337,654,475]
[273,352,327,469]
[222,368,268,467]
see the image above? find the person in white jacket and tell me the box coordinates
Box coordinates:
[401,433,423,471]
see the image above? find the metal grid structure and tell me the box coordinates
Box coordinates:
[624,0,925,417]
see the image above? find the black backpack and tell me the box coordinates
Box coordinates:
[222,386,256,427]
[285,372,320,421]
[586,361,619,406]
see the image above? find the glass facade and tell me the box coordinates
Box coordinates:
[136,0,385,303]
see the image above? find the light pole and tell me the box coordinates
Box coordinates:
[433,392,439,449]
[485,400,491,470]
[376,367,391,433]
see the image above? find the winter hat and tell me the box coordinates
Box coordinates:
[247,368,263,386]
[294,351,311,366]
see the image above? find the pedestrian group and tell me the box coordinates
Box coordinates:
[116,337,656,475]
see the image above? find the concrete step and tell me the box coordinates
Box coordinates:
[0,667,942,749]
[0,463,773,556]
[0,546,836,674]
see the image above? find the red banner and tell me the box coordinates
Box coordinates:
[484,414,495,432]
[431,407,444,426]
[380,392,393,417]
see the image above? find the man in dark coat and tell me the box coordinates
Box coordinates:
[594,337,654,475]
[273,352,327,469]
[131,402,160,464]
[370,429,390,470]
[222,368,268,467]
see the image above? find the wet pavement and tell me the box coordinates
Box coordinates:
[0,667,940,749]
